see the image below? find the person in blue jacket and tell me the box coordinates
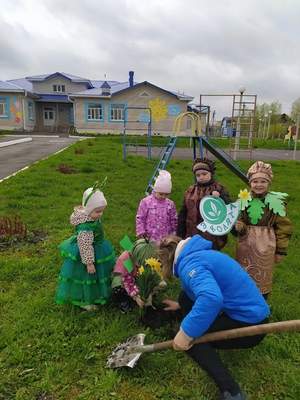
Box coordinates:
[158,234,270,400]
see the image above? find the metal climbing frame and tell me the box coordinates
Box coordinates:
[199,93,257,160]
[122,106,152,161]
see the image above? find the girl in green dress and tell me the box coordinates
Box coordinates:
[56,184,115,310]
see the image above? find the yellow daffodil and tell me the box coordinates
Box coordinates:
[145,257,163,277]
[138,266,145,275]
[238,189,251,201]
[238,188,252,211]
[145,257,161,270]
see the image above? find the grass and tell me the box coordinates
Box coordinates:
[0,138,300,400]
[79,133,298,151]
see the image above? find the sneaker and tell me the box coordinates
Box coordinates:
[219,391,246,400]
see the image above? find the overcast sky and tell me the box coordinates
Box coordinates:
[1,0,299,117]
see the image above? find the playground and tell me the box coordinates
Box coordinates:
[122,105,299,197]
[0,136,299,400]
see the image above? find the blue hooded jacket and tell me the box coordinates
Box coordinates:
[173,235,270,338]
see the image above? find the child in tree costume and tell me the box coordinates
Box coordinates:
[56,183,115,310]
[177,158,231,250]
[235,161,293,297]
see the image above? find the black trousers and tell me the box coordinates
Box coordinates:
[178,291,267,395]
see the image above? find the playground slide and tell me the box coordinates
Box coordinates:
[199,137,248,183]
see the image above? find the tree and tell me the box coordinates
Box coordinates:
[291,98,300,122]
[256,101,282,121]
[256,101,283,139]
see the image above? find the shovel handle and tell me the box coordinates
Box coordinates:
[133,319,300,354]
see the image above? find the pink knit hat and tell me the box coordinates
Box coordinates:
[153,170,172,193]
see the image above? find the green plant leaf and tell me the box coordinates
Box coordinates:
[247,198,265,224]
[265,192,287,216]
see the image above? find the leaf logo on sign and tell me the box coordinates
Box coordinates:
[197,196,240,236]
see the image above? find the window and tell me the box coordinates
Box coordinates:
[53,84,65,93]
[110,104,125,121]
[44,107,54,120]
[0,100,7,117]
[87,104,103,121]
[28,102,34,120]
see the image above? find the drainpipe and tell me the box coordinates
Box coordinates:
[22,90,27,132]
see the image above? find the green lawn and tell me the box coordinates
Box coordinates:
[0,138,299,400]
[83,134,297,151]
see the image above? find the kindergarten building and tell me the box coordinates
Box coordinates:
[0,71,194,135]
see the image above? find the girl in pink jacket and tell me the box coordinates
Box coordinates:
[136,170,178,242]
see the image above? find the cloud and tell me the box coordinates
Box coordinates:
[1,0,300,115]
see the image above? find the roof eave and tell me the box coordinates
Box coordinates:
[69,94,112,99]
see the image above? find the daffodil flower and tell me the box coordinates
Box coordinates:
[238,189,252,210]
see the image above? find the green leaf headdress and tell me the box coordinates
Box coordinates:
[83,177,107,207]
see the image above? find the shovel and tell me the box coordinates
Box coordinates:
[107,319,300,368]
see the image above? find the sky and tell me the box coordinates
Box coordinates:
[1,0,300,118]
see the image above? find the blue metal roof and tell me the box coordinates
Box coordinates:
[7,78,33,91]
[91,80,119,88]
[2,72,193,101]
[0,80,24,91]
[101,81,111,88]
[25,72,93,88]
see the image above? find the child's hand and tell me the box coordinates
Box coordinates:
[162,299,180,311]
[211,190,220,197]
[87,262,96,274]
[235,221,246,233]
[275,254,285,264]
[173,328,193,351]
[134,295,144,308]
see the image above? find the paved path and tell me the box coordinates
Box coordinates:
[127,146,300,161]
[0,136,80,180]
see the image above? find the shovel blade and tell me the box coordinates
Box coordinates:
[107,333,145,369]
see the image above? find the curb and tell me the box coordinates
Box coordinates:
[0,137,33,148]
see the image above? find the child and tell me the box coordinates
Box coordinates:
[56,184,115,311]
[136,170,177,242]
[158,234,269,400]
[111,237,158,313]
[235,161,292,297]
[177,158,231,250]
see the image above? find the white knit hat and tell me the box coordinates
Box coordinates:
[153,170,172,194]
[82,188,107,215]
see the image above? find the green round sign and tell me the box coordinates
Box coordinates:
[201,197,227,224]
[197,196,240,236]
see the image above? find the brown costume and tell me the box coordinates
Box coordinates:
[177,158,231,250]
[236,206,292,294]
[236,161,292,294]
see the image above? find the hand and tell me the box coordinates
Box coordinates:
[162,299,180,311]
[134,295,145,308]
[87,263,96,274]
[235,221,246,233]
[275,254,285,264]
[173,328,193,351]
[211,190,220,197]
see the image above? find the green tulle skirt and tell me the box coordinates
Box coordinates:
[56,236,115,306]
